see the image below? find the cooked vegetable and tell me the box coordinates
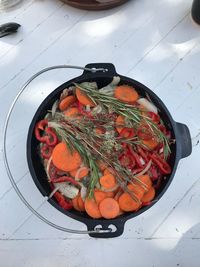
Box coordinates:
[142,187,156,203]
[114,85,139,103]
[59,95,76,111]
[52,142,82,172]
[35,77,173,219]
[99,198,120,219]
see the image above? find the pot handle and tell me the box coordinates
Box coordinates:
[86,220,126,238]
[176,122,192,159]
[81,63,118,77]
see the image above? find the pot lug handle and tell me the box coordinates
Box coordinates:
[82,63,118,77]
[86,219,126,238]
[176,122,192,159]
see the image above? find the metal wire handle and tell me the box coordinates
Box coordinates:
[3,65,112,235]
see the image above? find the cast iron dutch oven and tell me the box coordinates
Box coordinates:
[27,63,192,238]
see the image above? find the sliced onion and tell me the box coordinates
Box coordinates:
[135,160,152,177]
[46,156,52,180]
[140,157,145,166]
[86,105,91,112]
[54,183,79,199]
[51,100,58,118]
[80,184,87,201]
[137,98,158,114]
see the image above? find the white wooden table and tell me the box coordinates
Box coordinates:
[0,0,200,266]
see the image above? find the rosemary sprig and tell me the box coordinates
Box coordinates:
[74,82,171,159]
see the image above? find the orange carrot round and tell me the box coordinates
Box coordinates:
[114,85,139,104]
[116,115,125,133]
[100,174,117,189]
[142,138,159,150]
[64,107,79,118]
[85,198,102,219]
[127,183,145,200]
[137,174,152,191]
[142,187,155,202]
[103,167,115,176]
[99,198,120,219]
[76,88,96,107]
[72,195,81,211]
[69,166,89,180]
[94,190,107,204]
[59,95,76,111]
[52,142,82,172]
[118,193,141,212]
[78,195,85,211]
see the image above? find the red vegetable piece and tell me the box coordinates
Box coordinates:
[35,119,48,142]
[41,144,53,159]
[147,112,160,124]
[119,127,135,139]
[45,127,58,147]
[150,153,171,174]
[137,124,154,140]
[50,176,79,185]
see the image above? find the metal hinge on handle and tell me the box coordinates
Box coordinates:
[3,65,111,235]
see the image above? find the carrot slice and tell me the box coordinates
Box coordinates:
[103,167,115,176]
[99,198,120,219]
[116,115,125,133]
[78,195,85,211]
[76,88,96,107]
[142,187,156,202]
[127,183,145,200]
[142,138,159,150]
[52,142,82,172]
[59,95,76,111]
[118,193,141,212]
[114,85,139,104]
[95,127,105,135]
[69,166,89,180]
[72,195,81,211]
[94,190,107,205]
[85,198,102,219]
[100,174,117,189]
[137,175,152,191]
[64,107,79,117]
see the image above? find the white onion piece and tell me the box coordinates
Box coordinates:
[140,157,145,166]
[137,98,158,114]
[51,100,58,118]
[92,105,102,114]
[135,160,152,177]
[86,105,91,112]
[46,156,52,180]
[80,184,87,201]
[54,183,79,199]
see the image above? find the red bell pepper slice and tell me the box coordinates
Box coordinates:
[41,144,53,159]
[127,145,143,168]
[45,127,58,147]
[35,119,48,142]
[150,153,171,174]
[147,112,160,124]
[53,192,73,210]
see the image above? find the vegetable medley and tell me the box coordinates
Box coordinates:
[34,77,174,219]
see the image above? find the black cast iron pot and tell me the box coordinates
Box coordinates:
[27,63,192,238]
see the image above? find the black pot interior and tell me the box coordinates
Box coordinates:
[27,69,177,233]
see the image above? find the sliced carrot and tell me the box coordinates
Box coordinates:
[103,167,115,176]
[94,190,107,205]
[99,198,120,219]
[127,183,145,200]
[64,107,79,118]
[97,160,107,172]
[59,95,76,111]
[76,88,96,107]
[52,142,82,172]
[85,198,102,219]
[116,115,125,133]
[142,187,156,202]
[77,195,85,211]
[137,174,152,191]
[118,193,141,212]
[69,166,89,180]
[72,195,81,211]
[114,85,139,104]
[100,174,117,189]
[142,138,159,150]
